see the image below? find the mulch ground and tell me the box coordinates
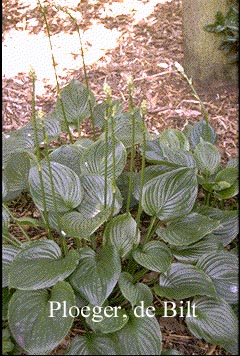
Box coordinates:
[2,0,238,355]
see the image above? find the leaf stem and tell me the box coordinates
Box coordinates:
[144,216,157,243]
[2,203,31,242]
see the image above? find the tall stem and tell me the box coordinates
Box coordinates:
[126,78,136,213]
[38,1,73,143]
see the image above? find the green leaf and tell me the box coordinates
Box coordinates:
[60,209,112,240]
[226,157,238,168]
[14,216,45,228]
[118,272,153,308]
[155,263,217,299]
[85,304,129,334]
[112,310,162,355]
[196,251,238,304]
[170,234,224,263]
[29,161,83,212]
[103,213,140,258]
[189,120,217,148]
[157,213,221,246]
[49,144,84,177]
[2,328,15,354]
[186,296,238,348]
[142,167,198,221]
[80,138,127,179]
[3,245,21,287]
[116,172,139,209]
[9,281,75,355]
[195,206,238,246]
[77,175,121,218]
[102,109,151,148]
[213,167,238,191]
[159,129,190,150]
[8,240,79,290]
[214,180,238,199]
[69,245,121,306]
[194,140,221,175]
[2,207,10,231]
[4,152,31,192]
[132,241,172,273]
[55,79,95,127]
[133,165,175,201]
[66,334,117,355]
[144,141,195,167]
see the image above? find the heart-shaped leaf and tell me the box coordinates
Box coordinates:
[214,180,238,200]
[2,207,10,231]
[155,263,217,299]
[103,213,140,258]
[8,240,79,290]
[195,206,238,246]
[29,161,83,212]
[157,213,221,246]
[213,167,238,190]
[49,144,84,177]
[170,234,224,263]
[69,245,121,306]
[80,138,127,179]
[8,281,75,355]
[132,241,172,273]
[186,296,238,349]
[112,310,162,355]
[142,167,198,221]
[4,152,31,192]
[118,272,153,308]
[196,251,238,304]
[55,79,95,126]
[188,120,217,148]
[3,245,21,287]
[103,109,151,148]
[133,165,178,201]
[66,334,117,355]
[60,209,112,240]
[77,175,118,218]
[159,129,190,150]
[194,140,221,175]
[85,304,129,334]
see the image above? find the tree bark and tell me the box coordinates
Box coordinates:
[182,0,238,87]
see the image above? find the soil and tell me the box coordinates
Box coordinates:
[2,0,238,355]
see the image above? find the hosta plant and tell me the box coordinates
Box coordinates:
[2,76,238,355]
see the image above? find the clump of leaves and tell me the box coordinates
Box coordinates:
[204,1,239,64]
[2,76,238,355]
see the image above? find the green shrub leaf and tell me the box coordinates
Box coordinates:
[195,206,238,246]
[194,140,221,175]
[66,334,117,355]
[196,251,238,304]
[77,175,120,218]
[186,296,238,348]
[85,304,129,334]
[142,167,198,221]
[132,241,172,273]
[3,245,21,287]
[8,240,79,290]
[155,263,217,299]
[118,272,153,308]
[157,212,221,246]
[8,281,75,355]
[80,138,127,179]
[112,310,162,355]
[189,120,217,148]
[4,152,31,192]
[29,161,83,212]
[55,79,95,127]
[159,129,190,150]
[103,213,140,258]
[170,234,224,263]
[69,245,121,306]
[60,209,112,240]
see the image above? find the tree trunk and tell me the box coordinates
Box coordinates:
[182,0,238,87]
